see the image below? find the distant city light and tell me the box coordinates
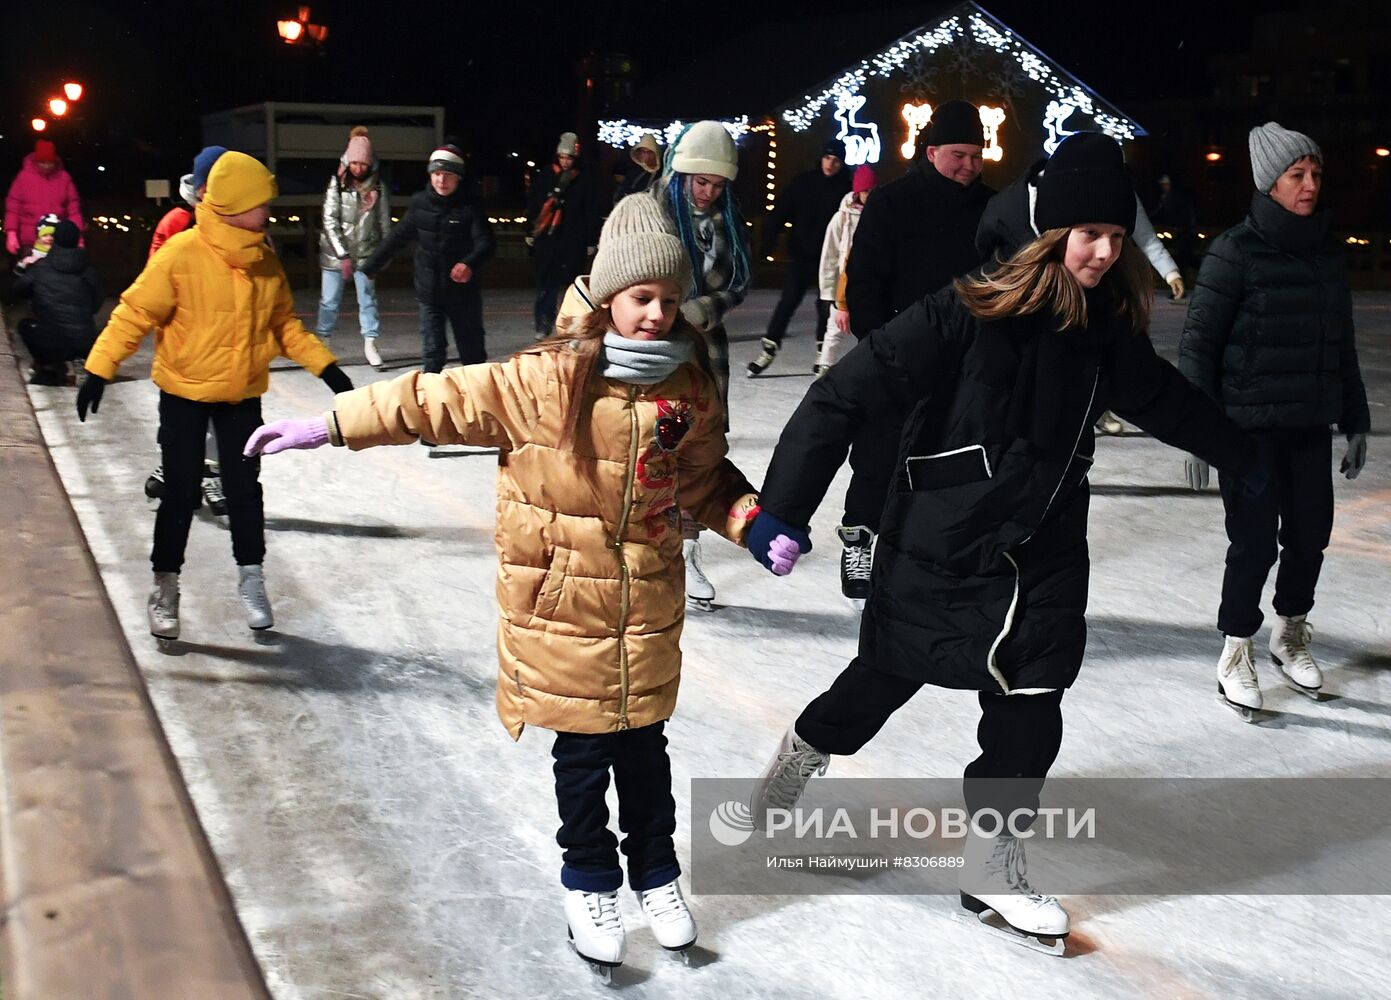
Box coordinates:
[1204,152,1223,162]
[1377,147,1391,158]
[98,165,106,172]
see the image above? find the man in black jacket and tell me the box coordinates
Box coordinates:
[748,139,851,376]
[833,100,996,607]
[361,144,495,373]
[527,132,602,337]
[1178,122,1370,713]
[9,219,101,385]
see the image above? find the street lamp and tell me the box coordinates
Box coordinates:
[48,97,68,117]
[1376,147,1390,158]
[63,82,83,101]
[277,5,327,45]
[31,118,47,132]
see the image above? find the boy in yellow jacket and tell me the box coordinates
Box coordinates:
[77,151,354,641]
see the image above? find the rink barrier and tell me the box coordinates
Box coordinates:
[0,307,272,997]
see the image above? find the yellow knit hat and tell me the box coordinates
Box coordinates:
[203,151,278,216]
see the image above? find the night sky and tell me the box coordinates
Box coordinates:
[2,0,1281,194]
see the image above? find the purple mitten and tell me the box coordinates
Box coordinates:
[767,535,804,576]
[244,417,330,456]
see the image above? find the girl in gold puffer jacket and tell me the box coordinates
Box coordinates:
[245,192,807,972]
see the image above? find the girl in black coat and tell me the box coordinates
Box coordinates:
[361,144,495,374]
[742,134,1258,950]
[9,219,101,384]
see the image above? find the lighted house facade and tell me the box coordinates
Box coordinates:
[598,3,1144,215]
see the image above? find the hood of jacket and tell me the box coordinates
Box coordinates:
[44,243,88,274]
[194,203,268,269]
[20,151,69,179]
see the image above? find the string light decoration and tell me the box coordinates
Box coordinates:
[597,116,750,148]
[900,102,934,158]
[834,94,881,165]
[779,7,1138,148]
[978,104,1005,160]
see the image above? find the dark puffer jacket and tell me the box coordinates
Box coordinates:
[759,287,1253,693]
[1178,193,1369,434]
[10,245,102,354]
[844,160,994,339]
[361,187,495,305]
[761,164,853,263]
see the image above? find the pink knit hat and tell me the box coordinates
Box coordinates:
[344,126,373,165]
[852,164,877,194]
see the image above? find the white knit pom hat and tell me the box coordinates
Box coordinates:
[668,121,739,180]
[588,192,692,304]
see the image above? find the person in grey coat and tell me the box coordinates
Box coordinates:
[317,127,392,367]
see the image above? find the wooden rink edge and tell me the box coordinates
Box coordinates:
[0,310,271,998]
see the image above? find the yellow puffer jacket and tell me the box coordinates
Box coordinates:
[86,204,336,401]
[327,337,759,739]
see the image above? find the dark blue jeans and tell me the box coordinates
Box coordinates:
[419,287,485,373]
[551,721,680,893]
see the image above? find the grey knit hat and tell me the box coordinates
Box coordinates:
[588,192,693,305]
[1248,122,1322,192]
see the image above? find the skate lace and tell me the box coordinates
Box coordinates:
[152,578,179,615]
[585,891,623,934]
[767,744,830,810]
[993,836,1054,904]
[843,543,872,582]
[1223,640,1257,686]
[1285,620,1315,662]
[203,476,225,503]
[641,882,687,923]
[240,575,272,616]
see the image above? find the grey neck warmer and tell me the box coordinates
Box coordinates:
[601,331,692,385]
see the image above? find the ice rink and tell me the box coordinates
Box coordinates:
[26,287,1391,998]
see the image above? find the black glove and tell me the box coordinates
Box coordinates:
[319,363,354,395]
[76,373,108,421]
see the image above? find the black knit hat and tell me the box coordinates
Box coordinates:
[1034,132,1136,233]
[53,220,80,248]
[822,138,847,160]
[926,99,985,148]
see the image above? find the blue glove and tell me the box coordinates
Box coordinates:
[746,509,812,576]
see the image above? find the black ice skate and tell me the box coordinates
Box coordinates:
[144,464,166,500]
[837,524,873,609]
[202,464,228,516]
[746,338,779,377]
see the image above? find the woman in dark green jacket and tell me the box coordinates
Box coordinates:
[1178,123,1370,715]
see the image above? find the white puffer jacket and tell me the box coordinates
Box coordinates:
[817,191,864,305]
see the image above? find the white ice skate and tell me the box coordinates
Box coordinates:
[564,889,625,981]
[746,338,778,377]
[637,878,697,955]
[363,337,383,368]
[1217,635,1262,721]
[147,571,180,644]
[238,564,274,630]
[749,724,830,830]
[683,538,716,611]
[957,831,1069,956]
[1270,614,1322,699]
[1095,411,1125,435]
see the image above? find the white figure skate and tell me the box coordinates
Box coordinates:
[1270,614,1322,699]
[1217,635,1262,722]
[957,831,1069,956]
[564,889,625,983]
[637,878,697,957]
[749,724,830,830]
[684,538,716,611]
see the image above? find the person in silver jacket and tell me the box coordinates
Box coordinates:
[317,126,392,367]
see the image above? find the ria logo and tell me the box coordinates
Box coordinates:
[708,800,756,847]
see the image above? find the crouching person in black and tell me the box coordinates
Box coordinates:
[744,134,1260,950]
[10,219,101,385]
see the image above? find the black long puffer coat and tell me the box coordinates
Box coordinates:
[361,187,495,306]
[1178,193,1369,435]
[759,286,1254,693]
[10,245,102,354]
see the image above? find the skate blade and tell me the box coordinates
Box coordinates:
[1274,663,1322,701]
[845,596,866,612]
[686,597,717,612]
[1216,686,1261,723]
[567,935,621,983]
[953,909,1067,957]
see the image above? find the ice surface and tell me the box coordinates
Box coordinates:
[28,288,1391,997]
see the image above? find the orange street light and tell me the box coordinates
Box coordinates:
[1377,147,1391,158]
[32,118,47,132]
[277,18,304,42]
[49,98,68,117]
[63,82,83,101]
[1205,151,1223,162]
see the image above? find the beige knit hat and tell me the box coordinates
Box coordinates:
[557,131,580,157]
[668,121,739,180]
[588,192,693,304]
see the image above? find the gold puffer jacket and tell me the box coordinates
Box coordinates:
[327,338,759,739]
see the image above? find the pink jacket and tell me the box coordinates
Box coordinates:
[5,153,84,247]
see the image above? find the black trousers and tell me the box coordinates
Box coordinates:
[552,721,680,893]
[1216,426,1334,638]
[419,290,486,373]
[842,416,903,531]
[18,317,92,365]
[151,392,264,573]
[796,657,1065,826]
[765,257,830,347]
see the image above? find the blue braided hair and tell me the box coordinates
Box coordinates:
[663,124,751,298]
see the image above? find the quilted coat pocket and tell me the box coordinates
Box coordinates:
[533,546,572,621]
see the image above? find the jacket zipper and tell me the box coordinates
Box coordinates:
[613,386,640,730]
[986,367,1099,694]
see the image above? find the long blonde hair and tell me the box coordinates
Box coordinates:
[521,309,714,449]
[955,228,1152,331]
